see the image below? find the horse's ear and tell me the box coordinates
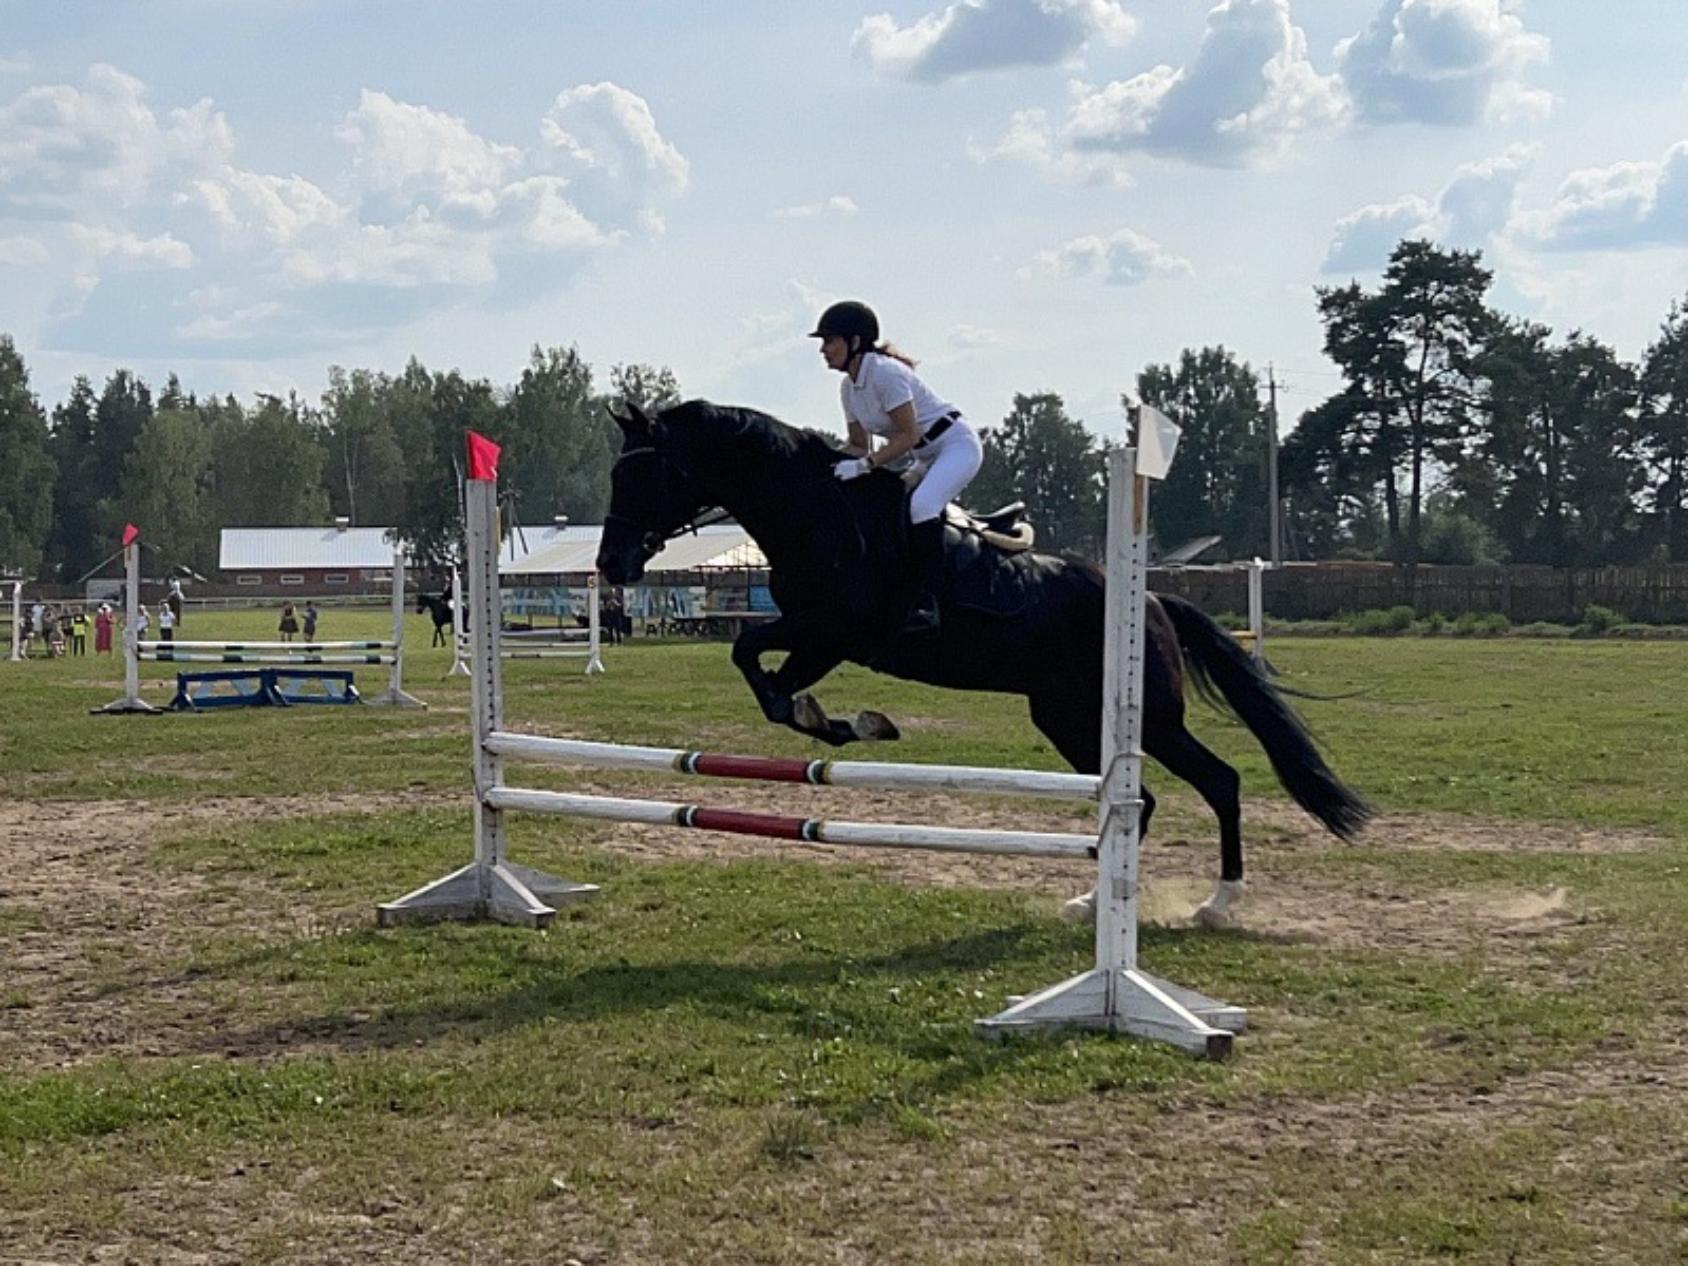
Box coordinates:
[607,401,655,442]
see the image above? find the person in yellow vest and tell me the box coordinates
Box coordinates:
[70,607,89,656]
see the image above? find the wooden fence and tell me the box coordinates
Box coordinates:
[1150,562,1688,624]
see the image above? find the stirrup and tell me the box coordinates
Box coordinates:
[901,596,941,636]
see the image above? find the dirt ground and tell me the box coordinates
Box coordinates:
[0,787,1643,1070]
[1,790,1683,1264]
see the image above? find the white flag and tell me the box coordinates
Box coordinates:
[1135,404,1182,481]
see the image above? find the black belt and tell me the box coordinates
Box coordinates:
[916,412,960,448]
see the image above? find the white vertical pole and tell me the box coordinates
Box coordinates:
[1247,558,1265,667]
[390,550,405,696]
[371,548,425,708]
[124,543,140,702]
[448,564,470,677]
[977,443,1239,1054]
[94,541,160,713]
[467,479,508,894]
[376,461,593,925]
[584,572,605,674]
[8,581,19,662]
[1096,446,1146,981]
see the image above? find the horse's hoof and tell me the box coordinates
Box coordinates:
[1060,890,1097,924]
[1194,880,1244,930]
[852,710,900,741]
[792,693,827,731]
[1193,902,1233,930]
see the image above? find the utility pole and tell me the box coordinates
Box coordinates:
[1267,364,1281,566]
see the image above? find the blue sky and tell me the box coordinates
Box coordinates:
[3,0,1687,443]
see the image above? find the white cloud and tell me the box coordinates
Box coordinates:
[538,81,689,233]
[947,323,1004,348]
[176,300,284,342]
[1514,141,1688,251]
[0,65,688,353]
[1062,0,1344,167]
[854,0,1135,82]
[0,55,30,76]
[1335,0,1550,127]
[71,225,194,271]
[1323,143,1534,270]
[337,91,521,207]
[0,64,231,217]
[189,169,344,248]
[0,233,46,264]
[1024,226,1192,284]
[967,107,1132,186]
[774,195,858,219]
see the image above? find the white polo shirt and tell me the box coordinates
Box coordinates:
[840,354,957,440]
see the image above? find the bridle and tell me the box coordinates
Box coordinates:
[605,445,733,557]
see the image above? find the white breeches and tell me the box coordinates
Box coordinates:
[907,420,983,524]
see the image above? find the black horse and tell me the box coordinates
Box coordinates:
[416,590,457,648]
[595,400,1369,924]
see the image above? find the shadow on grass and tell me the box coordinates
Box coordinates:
[171,917,1224,1045]
[182,924,1041,1054]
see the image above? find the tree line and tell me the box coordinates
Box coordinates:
[0,338,1125,582]
[0,345,683,583]
[3,234,1686,583]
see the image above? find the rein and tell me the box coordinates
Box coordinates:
[608,446,732,547]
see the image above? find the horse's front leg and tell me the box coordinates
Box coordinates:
[731,617,801,725]
[730,620,867,746]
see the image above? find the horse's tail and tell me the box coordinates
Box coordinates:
[1158,593,1372,841]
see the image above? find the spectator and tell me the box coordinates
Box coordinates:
[135,604,150,645]
[28,600,44,655]
[602,590,624,645]
[47,607,66,658]
[278,602,298,643]
[157,599,175,643]
[70,607,88,656]
[168,577,185,631]
[302,601,319,642]
[94,603,114,655]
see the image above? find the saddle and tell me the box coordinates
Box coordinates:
[887,463,1035,553]
[942,501,1035,554]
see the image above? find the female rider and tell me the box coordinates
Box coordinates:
[810,301,983,634]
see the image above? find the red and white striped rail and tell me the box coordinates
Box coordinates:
[485,787,1095,859]
[379,424,1244,1058]
[484,732,1100,801]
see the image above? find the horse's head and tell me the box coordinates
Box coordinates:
[596,401,712,585]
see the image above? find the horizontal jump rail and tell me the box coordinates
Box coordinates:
[485,732,1101,801]
[484,786,1099,859]
[138,640,394,652]
[138,651,397,665]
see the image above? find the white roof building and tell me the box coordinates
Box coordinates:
[218,523,766,576]
[503,523,766,575]
[220,527,399,571]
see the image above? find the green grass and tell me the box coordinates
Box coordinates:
[3,634,1688,1261]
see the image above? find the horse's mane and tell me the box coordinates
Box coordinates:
[656,399,843,469]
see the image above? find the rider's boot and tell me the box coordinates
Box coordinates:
[901,517,945,637]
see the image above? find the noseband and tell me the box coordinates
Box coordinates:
[605,445,732,555]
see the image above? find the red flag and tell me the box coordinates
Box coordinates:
[466,431,501,482]
[121,523,140,548]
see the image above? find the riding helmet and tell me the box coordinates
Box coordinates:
[808,301,879,349]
